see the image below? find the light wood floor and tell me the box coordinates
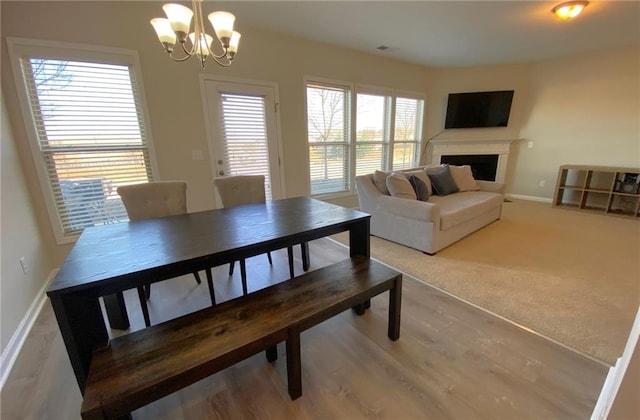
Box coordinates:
[1,238,609,419]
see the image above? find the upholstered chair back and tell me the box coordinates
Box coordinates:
[117,181,187,221]
[213,175,266,208]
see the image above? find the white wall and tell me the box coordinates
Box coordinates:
[428,46,640,198]
[516,47,640,198]
[0,89,52,353]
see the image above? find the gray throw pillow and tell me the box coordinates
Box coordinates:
[409,175,429,201]
[428,164,459,196]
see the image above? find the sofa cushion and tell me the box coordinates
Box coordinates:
[428,165,459,196]
[386,173,417,200]
[429,191,503,230]
[404,170,432,196]
[450,165,480,192]
[373,170,391,195]
[408,175,429,201]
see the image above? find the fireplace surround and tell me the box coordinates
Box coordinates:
[430,138,519,184]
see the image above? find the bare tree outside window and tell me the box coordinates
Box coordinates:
[306,85,350,194]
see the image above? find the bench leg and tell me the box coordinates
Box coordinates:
[265,345,278,362]
[388,275,402,341]
[286,331,302,400]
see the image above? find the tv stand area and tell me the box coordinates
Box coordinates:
[553,164,640,218]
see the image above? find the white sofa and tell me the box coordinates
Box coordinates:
[355,165,504,254]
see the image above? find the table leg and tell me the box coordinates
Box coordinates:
[300,242,310,271]
[350,218,371,313]
[49,294,108,393]
[265,345,278,362]
[349,218,370,259]
[388,275,402,341]
[103,292,130,330]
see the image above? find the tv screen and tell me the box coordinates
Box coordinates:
[444,90,514,129]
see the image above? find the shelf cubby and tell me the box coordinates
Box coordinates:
[553,165,640,219]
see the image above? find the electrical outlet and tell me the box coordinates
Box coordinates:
[191,150,204,161]
[539,179,546,188]
[19,257,28,274]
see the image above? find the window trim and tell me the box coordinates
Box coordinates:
[7,37,159,244]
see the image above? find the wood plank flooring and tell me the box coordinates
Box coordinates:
[1,238,608,419]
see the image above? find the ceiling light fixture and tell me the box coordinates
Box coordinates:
[552,1,589,20]
[150,0,240,68]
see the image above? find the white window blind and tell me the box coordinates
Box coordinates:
[20,57,153,236]
[219,92,272,199]
[306,83,351,195]
[355,93,391,176]
[392,96,424,170]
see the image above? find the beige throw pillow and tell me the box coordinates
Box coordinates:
[449,165,480,192]
[386,172,417,200]
[373,170,391,195]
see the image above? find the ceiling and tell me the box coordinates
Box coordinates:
[212,1,640,67]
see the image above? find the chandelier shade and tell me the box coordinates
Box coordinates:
[151,0,240,68]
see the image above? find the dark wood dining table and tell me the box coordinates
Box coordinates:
[47,197,371,393]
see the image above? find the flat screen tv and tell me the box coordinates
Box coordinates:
[444,90,514,129]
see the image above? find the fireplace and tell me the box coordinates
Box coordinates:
[430,138,518,184]
[441,154,499,181]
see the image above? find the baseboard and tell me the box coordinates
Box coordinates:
[506,193,553,203]
[0,268,58,390]
[591,306,640,419]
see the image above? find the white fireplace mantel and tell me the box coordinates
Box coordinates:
[430,138,521,183]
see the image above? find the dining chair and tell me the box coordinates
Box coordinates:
[213,175,308,295]
[117,181,215,327]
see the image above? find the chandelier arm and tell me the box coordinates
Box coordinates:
[180,41,195,58]
[168,49,193,62]
[211,56,232,67]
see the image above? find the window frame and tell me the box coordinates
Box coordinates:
[304,76,354,199]
[354,84,394,179]
[304,77,426,198]
[392,89,426,171]
[7,37,159,244]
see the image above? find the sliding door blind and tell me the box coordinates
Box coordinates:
[21,58,152,235]
[306,84,350,195]
[219,92,272,199]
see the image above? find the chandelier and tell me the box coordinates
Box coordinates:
[150,0,241,68]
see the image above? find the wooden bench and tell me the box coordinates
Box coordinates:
[80,257,402,419]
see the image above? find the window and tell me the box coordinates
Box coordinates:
[392,95,424,170]
[305,78,425,197]
[9,39,156,243]
[355,90,392,176]
[305,81,351,195]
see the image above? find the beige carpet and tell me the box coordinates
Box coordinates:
[333,199,640,365]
